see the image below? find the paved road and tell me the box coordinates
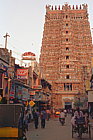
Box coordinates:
[26,115,93,140]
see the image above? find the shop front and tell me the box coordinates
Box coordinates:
[0,63,8,97]
[9,79,30,103]
[88,90,93,114]
[33,91,50,111]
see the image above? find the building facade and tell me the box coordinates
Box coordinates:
[39,4,93,109]
[0,48,15,99]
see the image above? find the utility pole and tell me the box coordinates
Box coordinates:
[3,33,10,104]
[3,33,10,49]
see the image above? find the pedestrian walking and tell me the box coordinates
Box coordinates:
[74,107,84,118]
[59,109,65,125]
[24,110,29,131]
[33,109,39,129]
[28,106,32,123]
[46,109,51,121]
[64,109,67,117]
[40,108,47,128]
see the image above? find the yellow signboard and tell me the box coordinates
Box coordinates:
[29,101,35,107]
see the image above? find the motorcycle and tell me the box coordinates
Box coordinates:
[59,118,65,125]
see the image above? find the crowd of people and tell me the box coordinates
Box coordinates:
[18,107,51,131]
[52,107,90,128]
[33,108,51,129]
[18,104,92,135]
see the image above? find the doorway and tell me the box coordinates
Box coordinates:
[65,102,72,110]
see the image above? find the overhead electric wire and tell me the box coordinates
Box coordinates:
[8,41,25,54]
[0,33,38,63]
[8,35,33,53]
[6,41,28,65]
[8,40,38,62]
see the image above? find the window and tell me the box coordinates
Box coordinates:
[66,65,69,68]
[66,15,68,19]
[66,23,68,26]
[66,47,69,50]
[66,38,68,41]
[64,83,72,91]
[33,77,37,85]
[66,31,68,34]
[66,56,69,59]
[66,75,69,79]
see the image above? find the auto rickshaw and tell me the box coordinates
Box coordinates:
[0,104,27,140]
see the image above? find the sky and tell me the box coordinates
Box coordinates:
[0,0,93,64]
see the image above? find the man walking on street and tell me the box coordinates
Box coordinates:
[46,109,51,121]
[40,108,47,128]
[33,109,39,129]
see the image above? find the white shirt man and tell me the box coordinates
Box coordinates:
[59,111,65,118]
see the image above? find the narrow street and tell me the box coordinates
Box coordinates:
[26,115,93,140]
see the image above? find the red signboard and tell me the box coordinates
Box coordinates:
[17,69,28,79]
[30,91,35,95]
[33,85,42,89]
[22,52,36,60]
[22,52,35,56]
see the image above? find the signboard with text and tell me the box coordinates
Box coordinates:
[22,52,36,60]
[17,69,28,79]
[22,87,30,101]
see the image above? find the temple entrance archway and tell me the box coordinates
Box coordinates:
[64,102,72,110]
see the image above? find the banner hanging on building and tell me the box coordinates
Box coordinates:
[9,82,15,99]
[16,85,22,99]
[22,87,30,101]
[17,69,28,79]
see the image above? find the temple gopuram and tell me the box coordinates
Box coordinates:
[39,3,93,109]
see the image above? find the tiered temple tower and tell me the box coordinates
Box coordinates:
[39,3,93,109]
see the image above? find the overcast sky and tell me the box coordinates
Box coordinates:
[0,0,93,63]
